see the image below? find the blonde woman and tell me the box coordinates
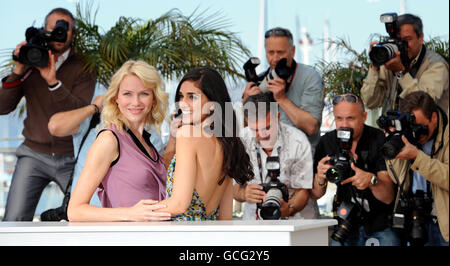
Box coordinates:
[68,60,171,221]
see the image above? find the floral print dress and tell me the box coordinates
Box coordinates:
[166,155,219,221]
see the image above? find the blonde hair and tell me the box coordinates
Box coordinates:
[102,60,168,133]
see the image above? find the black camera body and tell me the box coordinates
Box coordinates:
[243,57,292,93]
[257,156,289,220]
[376,110,429,159]
[392,190,432,246]
[369,12,409,67]
[40,193,69,221]
[13,19,69,67]
[326,128,355,184]
[331,199,362,243]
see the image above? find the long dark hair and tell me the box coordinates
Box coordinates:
[175,67,253,185]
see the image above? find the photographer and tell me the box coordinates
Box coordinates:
[361,13,449,113]
[242,27,323,154]
[233,93,319,220]
[0,8,96,221]
[312,93,399,246]
[385,91,448,246]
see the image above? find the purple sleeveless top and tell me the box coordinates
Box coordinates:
[97,124,167,208]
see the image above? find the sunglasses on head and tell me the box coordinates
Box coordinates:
[265,28,293,39]
[332,94,360,105]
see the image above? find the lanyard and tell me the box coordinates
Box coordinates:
[256,149,264,184]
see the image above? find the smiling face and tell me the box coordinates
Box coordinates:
[177,80,210,125]
[115,74,154,127]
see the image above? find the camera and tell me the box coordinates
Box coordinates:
[369,13,409,67]
[13,19,69,67]
[257,156,289,220]
[331,198,362,244]
[243,57,292,93]
[325,128,355,184]
[376,110,429,159]
[392,190,432,246]
[40,193,69,221]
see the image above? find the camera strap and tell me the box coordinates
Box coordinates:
[285,60,298,93]
[387,160,410,199]
[256,150,264,184]
[62,112,101,196]
[408,45,427,79]
[393,45,427,110]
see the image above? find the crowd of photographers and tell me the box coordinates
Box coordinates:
[0,7,448,246]
[234,12,448,246]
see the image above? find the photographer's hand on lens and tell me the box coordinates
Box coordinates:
[244,184,266,203]
[12,41,29,75]
[340,162,372,190]
[267,77,287,101]
[384,51,406,74]
[394,135,419,160]
[242,82,261,102]
[129,199,171,221]
[317,156,332,185]
[36,50,58,85]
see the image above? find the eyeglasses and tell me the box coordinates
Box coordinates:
[265,28,293,39]
[332,94,360,105]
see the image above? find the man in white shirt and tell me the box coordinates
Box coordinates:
[233,93,319,220]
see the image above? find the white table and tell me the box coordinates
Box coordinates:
[0,219,336,246]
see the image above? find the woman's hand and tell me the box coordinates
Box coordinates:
[128,199,171,221]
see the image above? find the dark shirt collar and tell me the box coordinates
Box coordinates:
[125,127,158,162]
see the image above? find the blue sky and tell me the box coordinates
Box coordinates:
[1,0,448,67]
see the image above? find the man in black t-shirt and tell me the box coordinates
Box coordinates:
[311,93,400,246]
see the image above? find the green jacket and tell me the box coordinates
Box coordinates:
[386,108,449,242]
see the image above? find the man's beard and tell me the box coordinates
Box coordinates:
[49,41,71,54]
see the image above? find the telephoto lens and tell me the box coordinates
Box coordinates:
[260,188,283,220]
[369,42,399,67]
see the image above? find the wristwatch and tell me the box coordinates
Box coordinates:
[370,175,378,186]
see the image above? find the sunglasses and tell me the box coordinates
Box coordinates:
[265,28,293,39]
[332,94,360,105]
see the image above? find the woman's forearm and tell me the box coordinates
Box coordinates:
[156,196,188,217]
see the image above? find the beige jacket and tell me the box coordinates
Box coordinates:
[385,109,449,242]
[361,47,449,113]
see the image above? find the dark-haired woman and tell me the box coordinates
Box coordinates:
[156,67,254,221]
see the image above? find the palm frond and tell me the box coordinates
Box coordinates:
[72,3,250,88]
